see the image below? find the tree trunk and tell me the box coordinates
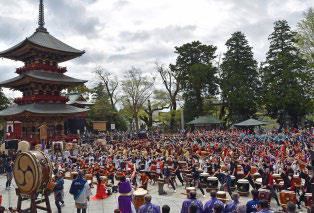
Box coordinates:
[170,99,177,131]
[147,100,153,130]
[148,113,153,130]
[134,112,139,132]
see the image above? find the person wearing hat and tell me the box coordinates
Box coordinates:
[203,191,224,213]
[69,171,91,213]
[181,191,203,213]
[54,171,65,213]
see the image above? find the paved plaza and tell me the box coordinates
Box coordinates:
[0,174,308,212]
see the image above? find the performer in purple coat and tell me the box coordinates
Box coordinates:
[118,176,135,213]
[181,191,203,213]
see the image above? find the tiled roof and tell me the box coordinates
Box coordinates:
[0,103,88,116]
[0,70,87,87]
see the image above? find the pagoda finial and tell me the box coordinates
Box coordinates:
[36,0,47,32]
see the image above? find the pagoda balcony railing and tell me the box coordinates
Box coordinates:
[16,64,67,74]
[14,95,69,105]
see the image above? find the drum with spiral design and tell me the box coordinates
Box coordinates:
[13,151,52,195]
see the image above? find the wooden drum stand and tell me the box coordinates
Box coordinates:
[16,189,52,213]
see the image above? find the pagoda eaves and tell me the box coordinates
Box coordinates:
[0,30,85,63]
[0,70,87,89]
[0,103,88,117]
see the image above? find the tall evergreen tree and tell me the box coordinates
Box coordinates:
[220,31,260,123]
[261,20,313,128]
[171,41,218,122]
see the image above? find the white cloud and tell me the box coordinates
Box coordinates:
[0,0,312,98]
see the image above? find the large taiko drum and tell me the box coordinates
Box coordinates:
[258,188,271,203]
[13,151,52,195]
[230,175,236,191]
[279,190,297,206]
[207,176,219,191]
[199,173,209,188]
[133,188,147,210]
[237,179,249,196]
[273,173,282,184]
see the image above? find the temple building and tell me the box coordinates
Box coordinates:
[0,0,88,144]
[64,93,93,135]
[66,93,93,109]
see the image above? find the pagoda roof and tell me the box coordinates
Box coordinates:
[0,103,88,117]
[66,93,93,106]
[0,70,87,89]
[0,30,85,62]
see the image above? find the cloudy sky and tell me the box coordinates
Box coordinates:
[0,0,313,97]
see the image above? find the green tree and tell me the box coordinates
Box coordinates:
[220,31,260,123]
[139,90,169,130]
[88,83,127,131]
[156,63,182,131]
[171,41,218,122]
[121,67,155,132]
[94,67,119,110]
[0,89,9,110]
[261,20,313,128]
[296,8,314,67]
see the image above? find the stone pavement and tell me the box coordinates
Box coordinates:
[0,175,308,212]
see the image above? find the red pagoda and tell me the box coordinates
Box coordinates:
[0,0,88,144]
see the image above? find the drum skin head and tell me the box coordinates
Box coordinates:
[134,188,148,196]
[14,152,38,194]
[13,151,52,195]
